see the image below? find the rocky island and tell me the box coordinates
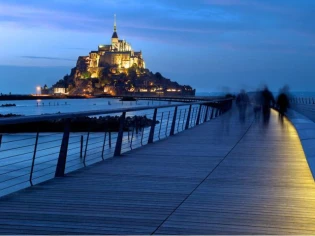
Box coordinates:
[43,15,195,97]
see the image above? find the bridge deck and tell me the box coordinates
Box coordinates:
[1,109,315,234]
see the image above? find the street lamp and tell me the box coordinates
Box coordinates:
[36,86,41,96]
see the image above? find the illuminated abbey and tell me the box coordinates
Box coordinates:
[48,15,195,96]
[77,15,145,78]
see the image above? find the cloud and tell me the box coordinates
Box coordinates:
[20,56,76,61]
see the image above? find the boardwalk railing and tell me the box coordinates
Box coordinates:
[0,99,232,196]
[290,97,315,104]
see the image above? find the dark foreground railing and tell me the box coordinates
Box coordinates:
[0,99,232,197]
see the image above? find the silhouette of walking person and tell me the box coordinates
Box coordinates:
[261,86,275,124]
[277,86,290,118]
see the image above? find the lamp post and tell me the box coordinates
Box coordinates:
[36,86,41,96]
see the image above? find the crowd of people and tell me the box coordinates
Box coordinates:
[235,86,290,123]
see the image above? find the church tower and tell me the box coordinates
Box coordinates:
[111,14,119,49]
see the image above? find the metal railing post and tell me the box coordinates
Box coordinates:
[158,112,164,140]
[29,131,39,186]
[83,131,90,167]
[101,132,107,160]
[130,127,135,149]
[80,135,83,158]
[215,108,219,117]
[193,107,198,125]
[108,132,112,148]
[170,106,178,136]
[182,109,187,131]
[114,112,126,156]
[140,127,144,146]
[196,104,202,125]
[55,119,71,177]
[210,107,214,119]
[165,111,171,137]
[185,105,192,130]
[148,108,158,143]
[204,106,209,123]
[177,110,182,132]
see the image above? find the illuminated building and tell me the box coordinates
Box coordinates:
[76,15,145,79]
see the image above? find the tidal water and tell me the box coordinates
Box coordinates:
[0,98,196,196]
[0,98,173,116]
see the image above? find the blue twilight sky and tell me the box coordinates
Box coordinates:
[0,0,315,94]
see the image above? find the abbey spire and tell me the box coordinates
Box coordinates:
[112,14,118,39]
[114,14,116,32]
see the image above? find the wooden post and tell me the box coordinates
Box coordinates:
[55,119,71,177]
[170,106,178,136]
[114,112,126,156]
[196,104,202,125]
[148,108,158,144]
[185,105,192,130]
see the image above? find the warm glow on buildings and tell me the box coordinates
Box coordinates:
[167,88,178,92]
[79,14,145,79]
[54,87,66,94]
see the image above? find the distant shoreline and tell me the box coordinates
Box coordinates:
[0,94,107,101]
[0,94,201,101]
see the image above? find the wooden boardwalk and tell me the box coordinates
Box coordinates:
[0,108,315,234]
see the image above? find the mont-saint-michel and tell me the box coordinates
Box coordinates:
[44,16,195,97]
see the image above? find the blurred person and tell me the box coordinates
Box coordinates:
[236,89,250,123]
[261,86,275,124]
[253,89,263,119]
[277,85,290,117]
